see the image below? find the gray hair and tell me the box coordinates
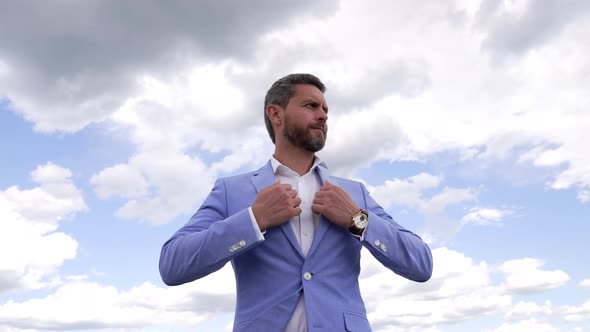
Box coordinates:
[264,73,326,143]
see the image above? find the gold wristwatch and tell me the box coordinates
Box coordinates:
[349,209,368,235]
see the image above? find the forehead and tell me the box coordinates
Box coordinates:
[291,84,326,104]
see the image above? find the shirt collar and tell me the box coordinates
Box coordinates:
[271,155,328,175]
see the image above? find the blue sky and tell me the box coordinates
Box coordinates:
[1,0,590,331]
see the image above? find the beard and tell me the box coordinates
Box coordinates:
[283,119,327,152]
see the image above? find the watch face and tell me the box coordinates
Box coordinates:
[354,213,368,228]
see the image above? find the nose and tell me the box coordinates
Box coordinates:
[317,108,328,122]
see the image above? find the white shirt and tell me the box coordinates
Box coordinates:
[248,156,326,332]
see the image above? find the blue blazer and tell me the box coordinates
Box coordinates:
[160,161,433,332]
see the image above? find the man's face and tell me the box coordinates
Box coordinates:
[281,84,329,152]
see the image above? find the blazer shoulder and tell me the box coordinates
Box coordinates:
[220,170,257,181]
[329,175,364,189]
[216,170,256,188]
[216,162,271,186]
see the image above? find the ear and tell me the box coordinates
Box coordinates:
[266,105,283,126]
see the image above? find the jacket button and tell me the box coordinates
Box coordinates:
[374,239,381,246]
[379,243,387,252]
[303,272,312,281]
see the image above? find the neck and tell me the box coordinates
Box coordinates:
[273,144,316,176]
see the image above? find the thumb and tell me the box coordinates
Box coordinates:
[267,178,280,189]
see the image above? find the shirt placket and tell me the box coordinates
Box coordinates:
[299,174,314,257]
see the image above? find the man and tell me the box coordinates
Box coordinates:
[159,73,433,332]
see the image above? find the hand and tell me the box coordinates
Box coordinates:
[252,179,301,231]
[312,180,360,228]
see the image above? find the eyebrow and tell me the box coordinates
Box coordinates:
[302,99,329,113]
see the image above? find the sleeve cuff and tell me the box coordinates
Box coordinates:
[248,206,265,241]
[350,225,367,240]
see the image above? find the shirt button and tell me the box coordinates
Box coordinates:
[303,272,312,281]
[374,239,381,246]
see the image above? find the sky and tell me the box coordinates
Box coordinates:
[0,0,589,331]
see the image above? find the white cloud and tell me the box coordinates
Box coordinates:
[483,318,560,332]
[562,300,590,322]
[0,244,579,331]
[477,0,590,60]
[504,300,553,320]
[0,163,85,293]
[368,174,476,215]
[6,163,86,229]
[420,187,477,216]
[369,173,442,209]
[0,265,236,330]
[369,174,481,244]
[576,190,590,203]
[360,247,511,329]
[111,65,254,153]
[1,0,589,203]
[462,207,512,225]
[93,150,214,225]
[89,64,276,224]
[579,279,590,290]
[319,109,403,176]
[0,1,337,133]
[318,0,590,201]
[358,247,579,330]
[499,258,570,294]
[90,164,148,199]
[1,1,589,331]
[380,327,443,332]
[0,327,39,332]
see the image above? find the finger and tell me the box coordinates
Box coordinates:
[311,203,322,214]
[279,183,293,191]
[313,196,325,206]
[289,188,298,198]
[265,179,280,191]
[314,191,325,198]
[292,197,302,207]
[292,207,302,216]
[317,192,334,202]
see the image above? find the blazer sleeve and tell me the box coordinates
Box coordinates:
[159,178,263,286]
[360,182,433,282]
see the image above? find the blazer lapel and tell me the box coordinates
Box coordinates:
[250,161,304,258]
[307,166,334,257]
[250,161,275,193]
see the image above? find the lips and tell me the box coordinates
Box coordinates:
[311,125,325,134]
